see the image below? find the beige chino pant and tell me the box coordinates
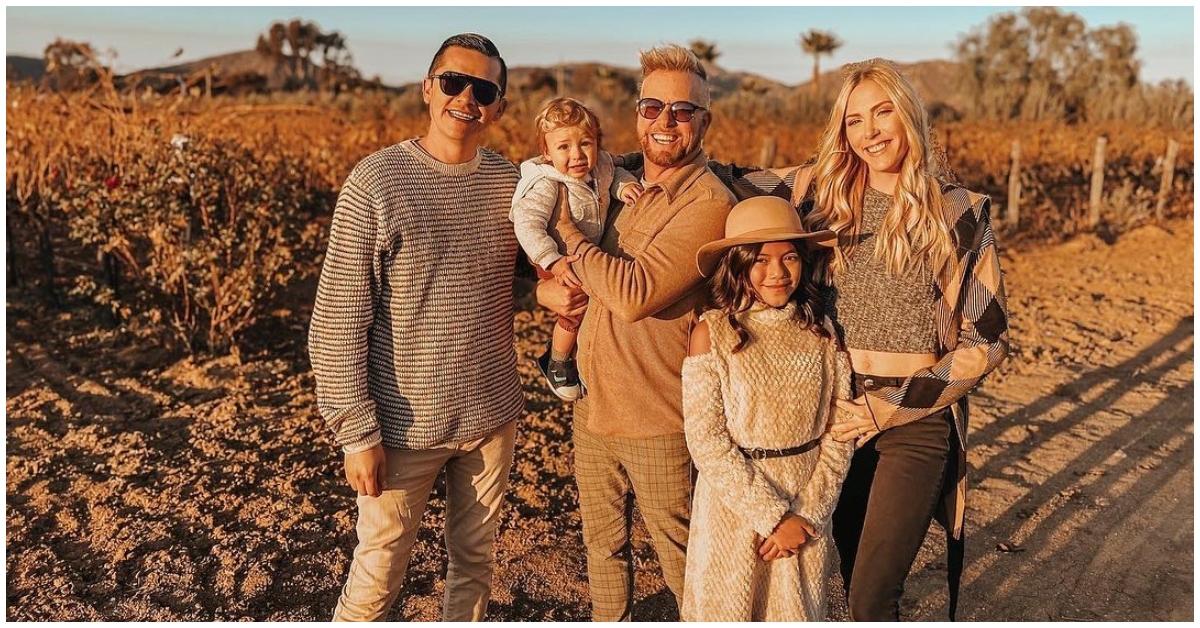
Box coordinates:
[332,420,517,621]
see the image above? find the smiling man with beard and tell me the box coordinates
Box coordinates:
[537,44,736,621]
[309,33,523,621]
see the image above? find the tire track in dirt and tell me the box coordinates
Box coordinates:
[901,220,1193,621]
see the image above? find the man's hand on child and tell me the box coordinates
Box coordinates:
[548,257,583,289]
[618,182,644,206]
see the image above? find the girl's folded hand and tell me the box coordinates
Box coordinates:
[758,513,817,559]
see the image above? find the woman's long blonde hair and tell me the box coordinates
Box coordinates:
[805,59,956,280]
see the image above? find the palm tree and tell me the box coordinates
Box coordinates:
[799,29,843,95]
[689,39,720,64]
[689,39,721,77]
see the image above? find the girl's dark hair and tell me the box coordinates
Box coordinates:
[708,241,829,354]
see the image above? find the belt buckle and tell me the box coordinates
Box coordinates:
[750,449,767,460]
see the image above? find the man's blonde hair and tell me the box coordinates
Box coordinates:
[533,97,602,153]
[638,44,711,105]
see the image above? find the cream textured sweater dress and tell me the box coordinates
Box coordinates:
[680,303,854,621]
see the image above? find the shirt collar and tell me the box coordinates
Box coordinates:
[642,146,709,203]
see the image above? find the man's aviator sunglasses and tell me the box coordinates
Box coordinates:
[428,71,503,106]
[637,98,706,123]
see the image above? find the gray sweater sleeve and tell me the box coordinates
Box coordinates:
[308,168,384,453]
[510,176,565,270]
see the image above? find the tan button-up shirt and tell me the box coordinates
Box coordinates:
[559,148,736,438]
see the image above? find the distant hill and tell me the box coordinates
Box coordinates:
[7,48,963,115]
[438,60,790,110]
[142,49,284,79]
[499,59,963,120]
[791,59,965,117]
[6,55,45,82]
[129,49,331,93]
[505,59,960,106]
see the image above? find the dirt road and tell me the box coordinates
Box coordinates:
[6,219,1193,620]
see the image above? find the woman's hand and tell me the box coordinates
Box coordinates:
[536,273,588,318]
[832,396,882,448]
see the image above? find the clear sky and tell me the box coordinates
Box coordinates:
[6,6,1194,86]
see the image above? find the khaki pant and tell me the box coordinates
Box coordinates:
[573,422,693,621]
[332,420,517,621]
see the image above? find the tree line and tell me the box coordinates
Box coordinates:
[956,7,1192,127]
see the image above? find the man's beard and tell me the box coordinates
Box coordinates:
[640,133,694,168]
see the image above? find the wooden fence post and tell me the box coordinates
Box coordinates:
[1007,140,1021,228]
[1089,136,1107,227]
[1155,139,1179,221]
[759,137,777,168]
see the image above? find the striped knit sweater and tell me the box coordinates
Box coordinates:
[308,139,525,452]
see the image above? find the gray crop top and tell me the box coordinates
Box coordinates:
[823,187,939,353]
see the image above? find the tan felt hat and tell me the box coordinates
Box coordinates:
[696,195,835,277]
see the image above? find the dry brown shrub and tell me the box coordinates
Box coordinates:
[6,83,1193,355]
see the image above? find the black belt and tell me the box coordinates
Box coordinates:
[739,437,821,460]
[851,373,907,395]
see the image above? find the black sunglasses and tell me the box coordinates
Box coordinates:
[429,71,503,106]
[636,98,706,123]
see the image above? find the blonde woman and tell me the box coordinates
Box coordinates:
[804,59,1009,621]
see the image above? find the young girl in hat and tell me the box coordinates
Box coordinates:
[679,195,854,621]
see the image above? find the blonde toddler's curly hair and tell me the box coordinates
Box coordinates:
[534,97,602,154]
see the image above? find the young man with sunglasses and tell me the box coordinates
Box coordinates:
[537,44,735,621]
[309,33,523,621]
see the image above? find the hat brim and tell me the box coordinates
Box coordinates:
[696,228,836,277]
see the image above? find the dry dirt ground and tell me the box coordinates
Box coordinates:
[6,218,1193,621]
